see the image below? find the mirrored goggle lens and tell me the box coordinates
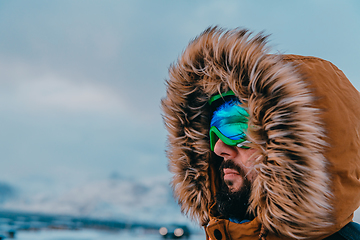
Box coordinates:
[215,122,247,140]
[209,99,249,151]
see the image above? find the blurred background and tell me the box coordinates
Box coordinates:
[0,0,359,239]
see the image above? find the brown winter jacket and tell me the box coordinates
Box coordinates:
[161,27,360,239]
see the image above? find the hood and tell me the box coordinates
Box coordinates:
[161,27,360,239]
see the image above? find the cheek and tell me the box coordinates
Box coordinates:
[243,149,258,165]
[245,149,259,181]
[238,149,258,180]
[248,148,258,156]
[247,170,258,182]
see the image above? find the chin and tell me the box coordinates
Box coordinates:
[228,186,242,193]
[216,178,253,221]
[225,180,243,193]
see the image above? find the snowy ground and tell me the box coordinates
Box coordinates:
[16,229,205,240]
[2,177,188,225]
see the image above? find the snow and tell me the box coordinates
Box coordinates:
[1,176,190,226]
[16,229,205,240]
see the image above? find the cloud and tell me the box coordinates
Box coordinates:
[17,76,125,113]
[0,59,128,115]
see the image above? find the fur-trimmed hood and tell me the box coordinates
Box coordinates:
[161,27,360,239]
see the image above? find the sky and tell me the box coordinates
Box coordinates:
[0,0,359,198]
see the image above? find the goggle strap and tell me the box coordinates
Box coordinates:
[236,140,251,148]
[208,90,235,105]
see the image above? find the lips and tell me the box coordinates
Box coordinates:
[223,168,239,175]
[223,168,240,181]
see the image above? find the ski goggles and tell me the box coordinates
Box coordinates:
[209,91,250,151]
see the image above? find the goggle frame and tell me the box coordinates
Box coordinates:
[209,91,250,151]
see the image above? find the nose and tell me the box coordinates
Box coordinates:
[213,138,238,160]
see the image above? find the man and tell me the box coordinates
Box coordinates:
[161,27,360,239]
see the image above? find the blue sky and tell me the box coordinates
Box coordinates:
[0,0,359,196]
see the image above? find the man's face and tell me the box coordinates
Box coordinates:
[213,138,258,220]
[213,139,258,193]
[209,95,257,220]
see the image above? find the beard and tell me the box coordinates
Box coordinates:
[215,160,254,221]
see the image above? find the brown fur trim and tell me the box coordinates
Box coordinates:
[161,27,332,238]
